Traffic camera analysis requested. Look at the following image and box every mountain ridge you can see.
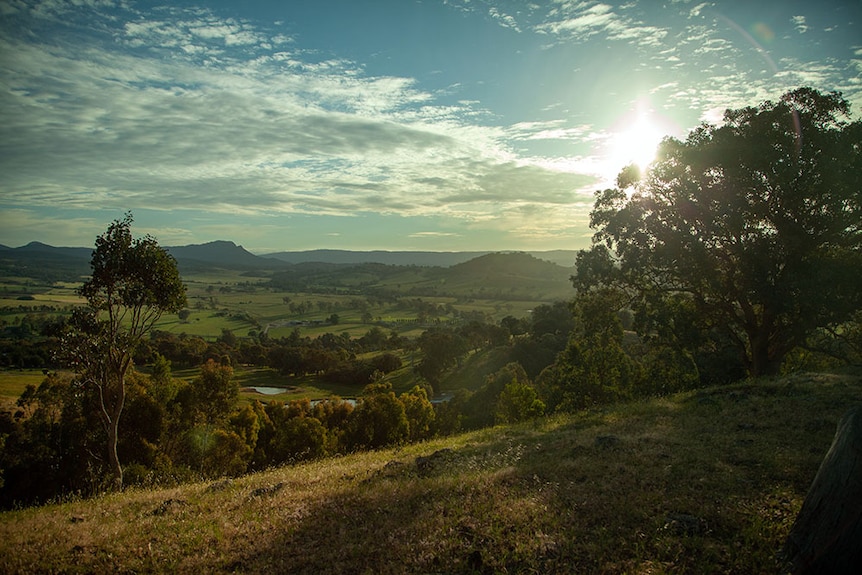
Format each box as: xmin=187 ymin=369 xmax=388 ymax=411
xmin=1 ymin=240 xmax=578 ymax=269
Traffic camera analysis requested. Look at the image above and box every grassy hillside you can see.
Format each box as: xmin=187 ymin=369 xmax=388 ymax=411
xmin=2 ymin=372 xmax=858 ymax=574
xmin=266 ymin=252 xmax=575 ymax=302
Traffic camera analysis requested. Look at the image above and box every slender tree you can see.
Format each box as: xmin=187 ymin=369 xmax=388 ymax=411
xmin=576 ymin=88 xmax=862 ymax=376
xmin=66 ymin=213 xmax=186 ymax=490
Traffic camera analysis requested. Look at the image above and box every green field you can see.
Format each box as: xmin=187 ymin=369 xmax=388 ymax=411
xmin=0 ymin=369 xmax=48 ymax=410
xmin=3 ymin=258 xmax=569 ymax=339
xmin=1 ymin=263 xmax=572 ymax=408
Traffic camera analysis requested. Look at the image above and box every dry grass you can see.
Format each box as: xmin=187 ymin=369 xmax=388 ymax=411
xmin=1 ymin=372 xmax=859 ymax=574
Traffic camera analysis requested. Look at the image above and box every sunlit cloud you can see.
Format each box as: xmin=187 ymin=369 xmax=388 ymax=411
xmin=409 ymin=231 xmax=461 ymax=238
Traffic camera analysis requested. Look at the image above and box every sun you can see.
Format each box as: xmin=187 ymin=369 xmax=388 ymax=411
xmin=606 ymin=115 xmax=665 ymax=175
xmin=593 ymin=102 xmax=678 ymax=186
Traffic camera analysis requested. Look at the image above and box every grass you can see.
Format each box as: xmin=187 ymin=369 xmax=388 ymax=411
xmin=0 ymin=369 xmax=58 ymax=411
xmin=0 ymin=369 xmax=45 ymax=398
xmin=2 ymin=371 xmax=858 ymax=574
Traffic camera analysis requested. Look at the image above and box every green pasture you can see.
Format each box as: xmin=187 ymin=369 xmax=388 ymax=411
xmin=2 ymin=266 xmax=558 ymax=341
xmin=152 ymin=313 xmax=257 ymax=339
xmin=0 ymin=267 xmax=561 ymax=413
xmin=0 ymin=369 xmax=53 ymax=409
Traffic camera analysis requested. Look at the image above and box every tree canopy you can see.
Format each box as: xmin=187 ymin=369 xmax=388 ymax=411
xmin=574 ymin=88 xmax=862 ymax=376
xmin=68 ymin=213 xmax=186 ymax=489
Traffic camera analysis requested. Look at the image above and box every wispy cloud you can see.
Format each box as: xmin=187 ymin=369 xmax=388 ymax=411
xmin=0 ymin=1 xmax=591 ymax=239
xmin=536 ymin=2 xmax=667 ymax=47
xmin=488 ymin=7 xmax=521 ymax=32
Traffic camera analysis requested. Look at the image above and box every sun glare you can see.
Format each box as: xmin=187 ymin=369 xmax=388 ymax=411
xmin=607 ymin=116 xmax=665 ymax=174
xmin=594 ymin=102 xmax=678 ymax=186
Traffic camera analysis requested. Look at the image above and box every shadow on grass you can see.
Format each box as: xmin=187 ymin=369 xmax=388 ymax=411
xmin=244 ymin=375 xmax=861 ymax=574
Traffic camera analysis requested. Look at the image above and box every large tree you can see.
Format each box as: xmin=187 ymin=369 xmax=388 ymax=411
xmin=575 ymin=88 xmax=862 ymax=376
xmin=67 ymin=214 xmax=186 ymax=489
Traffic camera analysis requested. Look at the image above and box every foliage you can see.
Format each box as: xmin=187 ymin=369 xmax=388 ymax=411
xmin=509 ymin=302 xmax=574 ymax=379
xmin=0 ymin=373 xmax=105 ymax=507
xmin=186 ymin=359 xmax=238 ymax=425
xmin=400 ymin=385 xmax=435 ymax=441
xmin=416 ymin=327 xmax=468 ymax=388
xmin=575 ymin=88 xmax=862 ymax=376
xmin=346 ymin=382 xmax=410 ymax=450
xmin=63 ymin=214 xmax=186 ymax=489
xmin=461 ymin=362 xmax=531 ymax=429
xmin=494 ymin=380 xmax=544 ymax=424
xmin=536 ymin=287 xmax=708 ymax=411
xmin=270 ymin=415 xmax=328 ymax=463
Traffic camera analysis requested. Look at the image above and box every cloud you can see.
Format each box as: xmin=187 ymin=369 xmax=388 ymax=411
xmin=0 ymin=209 xmax=102 ymax=247
xmin=506 ymin=120 xmax=593 ymax=142
xmin=688 ymin=3 xmax=709 ymax=19
xmin=791 ymin=15 xmax=808 ymax=34
xmin=536 ymin=2 xmax=667 ymax=47
xmin=488 ymin=7 xmax=521 ymax=32
xmin=0 ymin=1 xmax=597 ymax=235
xmin=408 ymin=231 xmax=461 ymax=238
xmin=2 ymin=0 xmax=859 ymax=251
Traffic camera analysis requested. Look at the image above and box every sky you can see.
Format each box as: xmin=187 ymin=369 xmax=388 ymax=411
xmin=1 ymin=0 xmax=860 ymax=253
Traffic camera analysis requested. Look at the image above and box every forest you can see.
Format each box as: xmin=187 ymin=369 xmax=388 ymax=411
xmin=1 ymin=88 xmax=861 ymax=512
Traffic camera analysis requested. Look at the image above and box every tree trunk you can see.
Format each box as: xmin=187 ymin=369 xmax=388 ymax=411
xmin=100 ymin=367 xmax=126 ymax=492
xmin=107 ymin=417 xmax=123 ymax=491
xmin=108 ymin=370 xmax=126 ymax=491
xmin=746 ymin=324 xmax=787 ymax=377
xmin=783 ymin=406 xmax=862 ymax=574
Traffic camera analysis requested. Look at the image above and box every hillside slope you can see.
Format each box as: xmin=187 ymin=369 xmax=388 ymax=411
xmin=2 ymin=373 xmax=858 ymax=573
xmin=266 ymin=251 xmax=575 ymax=301
xmin=263 ymin=249 xmax=578 ymax=267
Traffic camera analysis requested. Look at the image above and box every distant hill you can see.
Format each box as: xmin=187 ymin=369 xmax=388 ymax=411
xmin=165 ymin=241 xmax=283 ymax=270
xmin=0 ymin=240 xmax=577 ymax=289
xmin=267 ymin=252 xmax=575 ymax=300
xmin=0 ymin=242 xmax=93 ymax=282
xmin=13 ymin=241 xmax=92 ymax=259
xmin=439 ymin=252 xmax=574 ymax=299
xmin=263 ymin=249 xmax=488 ymax=267
xmin=264 ymin=249 xmax=577 ymax=267
xmin=0 ymin=240 xmax=283 ymax=278
xmin=448 ymin=251 xmax=571 ymax=278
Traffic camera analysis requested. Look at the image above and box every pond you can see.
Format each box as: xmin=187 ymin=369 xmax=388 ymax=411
xmin=243 ymin=386 xmax=289 ymax=395
xmin=242 ymin=388 xmax=453 ymax=403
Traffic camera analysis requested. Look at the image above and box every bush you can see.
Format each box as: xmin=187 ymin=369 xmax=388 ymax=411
xmin=495 ymin=381 xmax=544 ymax=424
